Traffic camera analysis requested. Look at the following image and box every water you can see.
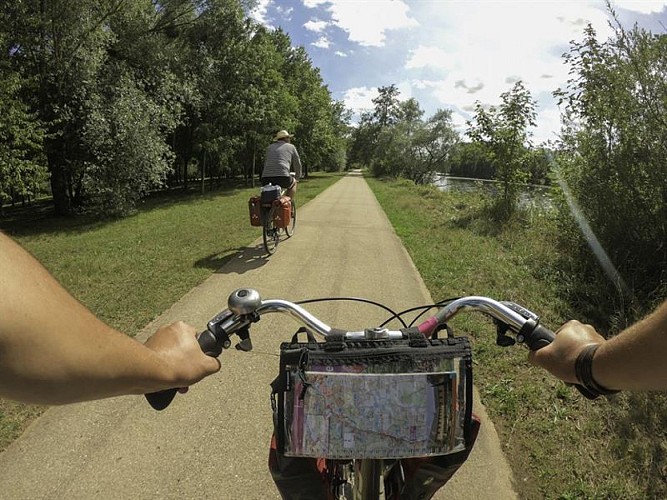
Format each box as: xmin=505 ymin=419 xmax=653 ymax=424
xmin=433 ymin=174 xmax=554 ymax=209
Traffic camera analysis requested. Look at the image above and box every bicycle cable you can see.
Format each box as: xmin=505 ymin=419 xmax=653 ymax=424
xmin=378 ymin=297 xmax=461 ymax=328
xmin=294 ymin=297 xmax=409 ymax=328
xmin=295 ymin=296 xmax=463 ymax=330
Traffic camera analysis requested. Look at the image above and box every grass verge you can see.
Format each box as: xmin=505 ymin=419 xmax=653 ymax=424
xmin=366 ymin=176 xmax=660 ymax=499
xmin=0 ymin=172 xmax=343 ymax=450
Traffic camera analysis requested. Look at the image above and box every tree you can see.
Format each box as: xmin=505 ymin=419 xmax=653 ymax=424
xmin=372 ymin=84 xmax=401 ymax=128
xmin=348 ymin=110 xmax=380 ymax=168
xmin=6 ymin=0 xmax=190 ymax=215
xmin=467 ymin=81 xmax=536 ymax=218
xmin=6 ymin=1 xmax=128 ymax=214
xmin=448 ymin=142 xmax=495 ymax=179
xmin=554 ymin=19 xmax=667 ymax=303
xmin=348 ymin=86 xmax=459 ymax=183
xmin=0 ymin=55 xmax=47 ymax=214
xmin=82 ymin=69 xmax=178 ymax=215
xmin=2 ymin=0 xmax=349 ymax=215
xmin=408 ymin=109 xmax=459 ymax=184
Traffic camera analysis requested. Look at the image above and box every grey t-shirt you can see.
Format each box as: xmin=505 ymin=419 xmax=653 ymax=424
xmin=262 ymin=141 xmax=302 ymax=179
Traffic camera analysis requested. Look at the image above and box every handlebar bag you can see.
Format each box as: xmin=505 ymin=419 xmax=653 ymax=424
xmin=270 ymin=331 xmax=473 ymax=461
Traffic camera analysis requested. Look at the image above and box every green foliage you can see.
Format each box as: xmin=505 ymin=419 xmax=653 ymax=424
xmin=367 ymin=176 xmax=663 ymax=500
xmin=0 ymin=56 xmax=48 ymax=212
xmin=349 ymin=86 xmax=459 ymax=183
xmin=83 ymin=71 xmax=177 ymax=216
xmin=372 ymin=84 xmax=402 ymax=128
xmin=466 ymin=81 xmax=537 ymax=219
xmin=2 ymin=0 xmax=349 ymax=217
xmin=406 ymin=109 xmax=459 ymax=184
xmin=554 ymin=18 xmax=667 ymax=314
xmin=447 ymin=141 xmax=495 ymax=179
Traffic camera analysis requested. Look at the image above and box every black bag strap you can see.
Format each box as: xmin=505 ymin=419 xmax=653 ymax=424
xmin=434 ymin=323 xmax=454 ymax=339
xmin=290 ymin=326 xmax=317 ymax=345
xmin=323 ymin=328 xmax=348 ymax=351
xmin=400 ymin=327 xmax=428 ymax=347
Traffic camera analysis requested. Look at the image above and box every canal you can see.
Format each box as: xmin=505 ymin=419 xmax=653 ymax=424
xmin=433 ymin=174 xmax=555 ymax=209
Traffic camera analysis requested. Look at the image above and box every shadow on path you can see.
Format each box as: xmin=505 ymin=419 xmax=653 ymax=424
xmin=195 ymin=244 xmax=269 ymax=274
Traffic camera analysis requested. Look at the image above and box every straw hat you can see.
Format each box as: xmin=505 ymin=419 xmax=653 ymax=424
xmin=274 ymin=130 xmax=293 ymax=141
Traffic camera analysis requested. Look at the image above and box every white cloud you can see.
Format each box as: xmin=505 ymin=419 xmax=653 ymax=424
xmin=324 ymin=0 xmax=418 ymax=47
xmin=406 ymin=46 xmax=452 ymax=70
xmin=450 ymin=110 xmax=470 ymax=133
xmin=342 ymin=87 xmax=377 ymax=114
xmin=533 ymin=104 xmax=564 ymax=144
xmin=612 ymin=0 xmax=667 ymax=13
xmin=305 ymin=20 xmax=328 ymax=32
xmin=276 ymin=5 xmax=294 ymax=18
xmin=304 ymin=0 xmax=328 ymax=8
xmin=396 ymin=1 xmax=617 ymax=141
xmin=312 ymin=36 xmax=331 ymax=49
xmin=249 ymin=0 xmax=272 ymax=27
xmin=293 ymin=0 xmax=665 ymax=141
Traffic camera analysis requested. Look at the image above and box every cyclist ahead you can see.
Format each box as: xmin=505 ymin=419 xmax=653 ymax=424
xmin=261 ymin=129 xmax=302 ymax=199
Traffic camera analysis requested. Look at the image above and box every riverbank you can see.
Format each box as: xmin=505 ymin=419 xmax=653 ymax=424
xmin=366 ymin=176 xmax=661 ymax=499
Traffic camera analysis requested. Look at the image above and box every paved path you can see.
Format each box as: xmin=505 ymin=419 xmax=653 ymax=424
xmin=0 ymin=173 xmax=517 ymax=499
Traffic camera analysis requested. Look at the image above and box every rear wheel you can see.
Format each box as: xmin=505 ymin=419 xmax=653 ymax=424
xmin=262 ymin=206 xmax=280 ymax=255
xmin=285 ymin=199 xmax=296 ymax=237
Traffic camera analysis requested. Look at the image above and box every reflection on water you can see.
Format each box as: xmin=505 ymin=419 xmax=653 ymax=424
xmin=433 ymin=174 xmax=554 ymax=209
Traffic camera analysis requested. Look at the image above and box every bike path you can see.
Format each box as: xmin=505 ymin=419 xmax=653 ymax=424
xmin=0 ymin=172 xmax=517 ymax=499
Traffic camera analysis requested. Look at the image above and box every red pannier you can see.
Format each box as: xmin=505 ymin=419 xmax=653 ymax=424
xmin=272 ymin=196 xmax=292 ymax=228
xmin=248 ymin=196 xmax=262 ymax=227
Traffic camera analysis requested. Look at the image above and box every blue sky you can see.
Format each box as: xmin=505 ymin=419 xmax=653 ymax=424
xmin=249 ymin=1 xmax=667 ymax=144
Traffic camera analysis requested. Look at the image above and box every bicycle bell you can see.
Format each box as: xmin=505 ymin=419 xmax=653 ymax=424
xmin=228 ymin=288 xmax=262 ymax=315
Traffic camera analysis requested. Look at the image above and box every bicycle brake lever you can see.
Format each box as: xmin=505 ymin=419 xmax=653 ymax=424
xmin=494 ymin=321 xmax=516 ymax=347
xmin=235 ymin=326 xmax=253 ymax=351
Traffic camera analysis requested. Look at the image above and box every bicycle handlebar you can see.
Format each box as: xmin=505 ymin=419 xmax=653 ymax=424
xmin=145 ymin=288 xmax=594 ymax=410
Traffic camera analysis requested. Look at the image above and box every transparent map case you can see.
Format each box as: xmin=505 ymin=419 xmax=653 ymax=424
xmin=283 ymin=356 xmax=468 ymax=459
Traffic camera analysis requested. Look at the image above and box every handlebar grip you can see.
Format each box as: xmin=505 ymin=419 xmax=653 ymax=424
xmin=145 ymin=330 xmax=222 ymax=411
xmin=145 ymin=387 xmax=178 ymax=411
xmin=521 ymin=323 xmax=555 ymax=351
xmin=520 ymin=320 xmax=601 ymax=400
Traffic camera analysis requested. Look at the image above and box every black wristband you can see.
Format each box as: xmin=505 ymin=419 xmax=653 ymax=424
xmin=574 ymin=344 xmax=620 ymax=398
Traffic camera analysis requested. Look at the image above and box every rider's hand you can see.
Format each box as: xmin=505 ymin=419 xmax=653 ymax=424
xmin=527 ymin=320 xmax=605 ymax=384
xmin=143 ymin=321 xmax=221 ymax=391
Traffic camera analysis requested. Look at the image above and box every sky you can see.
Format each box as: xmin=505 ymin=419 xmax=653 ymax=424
xmin=248 ymin=0 xmax=667 ymax=144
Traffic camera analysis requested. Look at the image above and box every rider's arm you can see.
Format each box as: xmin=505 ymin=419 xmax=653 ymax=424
xmin=0 ymin=232 xmax=220 ymax=405
xmin=291 ymin=145 xmax=302 ymax=179
xmin=529 ymin=300 xmax=667 ymax=391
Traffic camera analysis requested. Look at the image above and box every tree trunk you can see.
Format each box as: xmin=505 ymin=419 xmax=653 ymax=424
xmin=252 ymin=138 xmax=256 ymax=188
xmin=200 ymin=153 xmax=206 ymax=195
xmin=48 ymin=157 xmax=71 ymax=215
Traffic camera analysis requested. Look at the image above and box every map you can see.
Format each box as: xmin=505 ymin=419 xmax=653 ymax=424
xmin=283 ymin=369 xmax=466 ymax=459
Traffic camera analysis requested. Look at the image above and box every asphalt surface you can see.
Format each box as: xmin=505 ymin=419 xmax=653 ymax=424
xmin=0 ymin=172 xmax=517 ymax=499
